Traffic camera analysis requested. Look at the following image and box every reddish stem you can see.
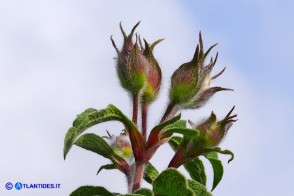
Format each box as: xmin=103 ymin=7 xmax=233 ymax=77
xmin=160 ymin=103 xmax=178 ymax=123
xmin=132 ymin=162 xmax=145 ymax=192
xmin=142 ymin=102 xmax=148 ymax=142
xmin=127 ymin=173 xmax=133 ymax=194
xmin=132 ymin=94 xmax=139 ymax=125
xmin=168 ymin=147 xmax=185 ymax=168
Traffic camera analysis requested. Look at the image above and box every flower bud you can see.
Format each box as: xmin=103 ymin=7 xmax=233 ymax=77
xmin=142 ymin=39 xmax=163 ymax=103
xmin=168 ymin=107 xmax=237 ymax=168
xmin=193 ymin=106 xmax=237 ymax=147
xmin=169 ymin=32 xmax=232 ymax=109
xmin=111 ymin=22 xmax=147 ymax=95
xmin=169 ymin=44 xmax=200 ymax=105
xmin=104 ymin=130 xmax=133 ymax=162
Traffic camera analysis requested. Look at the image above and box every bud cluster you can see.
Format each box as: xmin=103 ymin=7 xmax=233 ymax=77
xmin=111 ymin=22 xmax=162 ymax=102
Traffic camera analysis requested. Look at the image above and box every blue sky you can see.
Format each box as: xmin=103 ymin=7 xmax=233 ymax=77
xmin=0 ymin=0 xmax=293 ymax=195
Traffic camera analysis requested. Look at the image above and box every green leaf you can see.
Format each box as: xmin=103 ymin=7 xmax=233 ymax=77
xmin=188 ymin=180 xmax=212 ymax=196
xmin=64 ymin=104 xmax=144 ymax=162
xmin=203 ymin=152 xmax=223 ymax=191
xmin=204 ymin=151 xmax=218 ymax=159
xmin=145 ymin=116 xmax=186 ymax=161
xmin=75 ymin=133 xmax=129 ymax=174
xmin=147 ymin=114 xmax=182 ymax=149
xmin=184 ymin=158 xmax=207 ymax=186
xmin=202 ymin=147 xmax=234 ymax=163
xmin=70 ymin=186 xmax=114 ymax=196
xmin=144 ymin=162 xmax=159 ymax=184
xmin=153 ymin=114 xmax=182 ymax=130
xmin=153 ymin=168 xmax=194 ymax=196
xmin=168 ymin=136 xmax=182 ymax=150
xmin=159 ymin=127 xmax=199 ymax=139
xmin=159 ymin=120 xmax=187 ymax=134
xmin=134 ymin=188 xmax=154 ymax=196
xmin=169 ymin=136 xmax=206 ymax=185
xmin=97 ymin=164 xmax=116 ymax=175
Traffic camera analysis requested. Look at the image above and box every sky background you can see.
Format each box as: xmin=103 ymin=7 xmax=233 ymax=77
xmin=0 ymin=0 xmax=293 ymax=195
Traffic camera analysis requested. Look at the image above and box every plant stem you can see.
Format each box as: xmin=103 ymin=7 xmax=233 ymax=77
xmin=127 ymin=174 xmax=133 ymax=193
xmin=160 ymin=102 xmax=178 ymax=123
xmin=132 ymin=93 xmax=139 ymax=125
xmin=142 ymin=102 xmax=148 ymax=142
xmin=168 ymin=146 xmax=185 ymax=168
xmin=132 ymin=162 xmax=145 ymax=192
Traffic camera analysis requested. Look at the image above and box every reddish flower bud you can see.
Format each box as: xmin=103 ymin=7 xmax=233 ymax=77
xmin=111 ymin=22 xmax=147 ymax=95
xmin=169 ymin=32 xmax=232 ymax=109
xmin=169 ymin=107 xmax=237 ymax=168
xmin=192 ymin=106 xmax=237 ymax=147
xmin=169 ymin=44 xmax=200 ymax=105
xmin=142 ymin=39 xmax=163 ymax=103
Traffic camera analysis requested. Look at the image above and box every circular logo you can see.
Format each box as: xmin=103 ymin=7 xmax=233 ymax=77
xmin=5 ymin=182 xmax=13 ymax=190
xmin=15 ymin=182 xmax=22 ymax=190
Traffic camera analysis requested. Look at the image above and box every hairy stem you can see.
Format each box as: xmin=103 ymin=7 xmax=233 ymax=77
xmin=168 ymin=146 xmax=185 ymax=168
xmin=160 ymin=102 xmax=178 ymax=123
xmin=127 ymin=174 xmax=133 ymax=194
xmin=132 ymin=162 xmax=145 ymax=192
xmin=132 ymin=94 xmax=139 ymax=125
xmin=142 ymin=102 xmax=148 ymax=142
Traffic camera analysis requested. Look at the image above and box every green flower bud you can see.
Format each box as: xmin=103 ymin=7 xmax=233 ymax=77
xmin=169 ymin=44 xmax=200 ymax=105
xmin=111 ymin=22 xmax=147 ymax=95
xmin=169 ymin=32 xmax=232 ymax=109
xmin=142 ymin=39 xmax=163 ymax=103
xmin=191 ymin=106 xmax=237 ymax=148
xmin=169 ymin=107 xmax=237 ymax=168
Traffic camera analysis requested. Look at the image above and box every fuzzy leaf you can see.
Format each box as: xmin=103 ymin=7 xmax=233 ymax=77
xmin=144 ymin=162 xmax=159 ymax=184
xmin=185 ymin=159 xmax=207 ymax=186
xmin=160 ymin=120 xmax=186 ymax=133
xmin=145 ymin=115 xmax=185 ymax=161
xmin=202 ymin=147 xmax=234 ymax=163
xmin=70 ymin=186 xmax=114 ymax=196
xmin=147 ymin=114 xmax=182 ymax=148
xmin=64 ymin=104 xmax=144 ymax=162
xmin=97 ymin=164 xmax=116 ymax=175
xmin=159 ymin=127 xmax=199 ymax=140
xmin=204 ymin=152 xmax=223 ymax=191
xmin=169 ymin=136 xmax=206 ymax=185
xmin=153 ymin=168 xmax=194 ymax=196
xmin=134 ymin=188 xmax=154 ymax=196
xmin=75 ymin=133 xmax=129 ymax=174
xmin=168 ymin=136 xmax=182 ymax=150
xmin=188 ymin=180 xmax=212 ymax=196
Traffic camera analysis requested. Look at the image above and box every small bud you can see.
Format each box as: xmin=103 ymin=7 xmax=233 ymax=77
xmin=196 ymin=106 xmax=237 ymax=147
xmin=142 ymin=39 xmax=163 ymax=103
xmin=169 ymin=32 xmax=232 ymax=109
xmin=104 ymin=130 xmax=133 ymax=163
xmin=111 ymin=22 xmax=147 ymax=94
xmin=168 ymin=107 xmax=237 ymax=168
